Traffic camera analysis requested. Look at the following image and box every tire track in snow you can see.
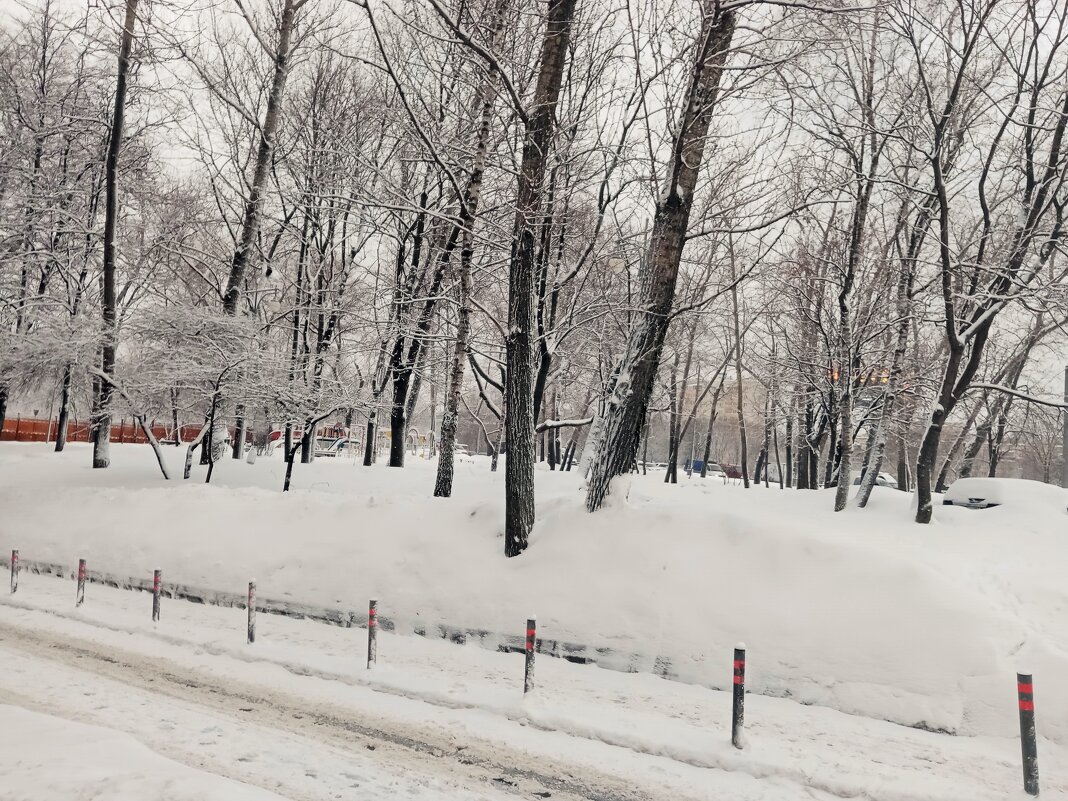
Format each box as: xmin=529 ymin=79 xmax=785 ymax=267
xmin=0 ymin=618 xmax=659 ymax=801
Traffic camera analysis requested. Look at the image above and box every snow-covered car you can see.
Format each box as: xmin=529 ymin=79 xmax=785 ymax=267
xmin=704 ymin=462 xmax=727 ymax=479
xmin=942 ymin=477 xmax=1068 ymax=511
xmin=314 ymin=437 xmax=362 ymax=457
xmin=851 ymin=471 xmax=899 ymax=489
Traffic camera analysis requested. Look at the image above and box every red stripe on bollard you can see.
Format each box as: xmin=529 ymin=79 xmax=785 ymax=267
xmin=732 ymin=644 xmax=746 ymax=749
xmin=1017 ymin=671 xmax=1039 ymax=796
xmin=523 ymin=617 xmax=536 ymax=694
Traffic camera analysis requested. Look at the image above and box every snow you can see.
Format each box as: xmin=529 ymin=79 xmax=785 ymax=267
xmin=0 ymin=706 xmax=288 ymax=801
xmin=1 ymin=441 xmax=1067 ymax=753
xmin=2 ymin=571 xmax=1065 ymax=800
xmin=943 ymin=476 xmax=1068 ymax=509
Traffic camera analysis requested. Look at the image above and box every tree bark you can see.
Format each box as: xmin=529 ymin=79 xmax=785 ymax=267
xmin=433 ymin=0 xmax=508 ymax=497
xmin=731 ymin=253 xmax=749 ymax=489
xmin=585 ymin=6 xmax=736 ymax=511
xmin=221 ymin=0 xmax=299 ymax=314
xmin=784 ymin=411 xmax=793 ymax=487
xmin=504 ymin=0 xmax=578 ymax=556
xmin=93 ymin=0 xmax=139 ymax=470
xmin=54 ymin=364 xmax=73 ymax=452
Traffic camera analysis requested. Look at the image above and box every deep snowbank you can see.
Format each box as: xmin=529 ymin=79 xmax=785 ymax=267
xmin=1 ymin=442 xmax=1065 ymax=740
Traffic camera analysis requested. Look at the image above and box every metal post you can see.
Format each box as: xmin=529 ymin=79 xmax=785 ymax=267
xmin=9 ymin=549 xmax=18 ymax=594
xmin=1061 ymin=365 xmax=1067 ymax=489
xmin=247 ymin=580 xmax=256 ymax=644
xmin=366 ymin=599 xmax=377 ymax=669
xmin=1018 ymin=672 xmax=1039 ymax=796
xmin=732 ymin=644 xmax=746 ymax=749
xmin=76 ymin=558 xmax=86 ymax=607
xmin=151 ymin=569 xmax=161 ymax=622
xmin=524 ymin=617 xmax=537 ymax=694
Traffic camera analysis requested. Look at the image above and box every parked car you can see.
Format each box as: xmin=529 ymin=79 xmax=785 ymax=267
xmin=704 ymin=462 xmax=727 ymax=479
xmin=851 ymin=471 xmax=899 ymax=489
xmin=943 ymin=477 xmax=1068 ymax=510
xmin=314 ymin=437 xmax=362 ymax=457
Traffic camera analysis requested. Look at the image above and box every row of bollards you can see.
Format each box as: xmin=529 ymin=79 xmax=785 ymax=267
xmin=5 ymin=548 xmax=1044 ymax=793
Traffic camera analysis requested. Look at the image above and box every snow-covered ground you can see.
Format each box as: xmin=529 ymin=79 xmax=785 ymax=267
xmin=1 ymin=442 xmax=1066 ymax=799
xmin=1 ymin=568 xmax=1064 ymax=800
xmin=0 ymin=706 xmax=291 ymax=801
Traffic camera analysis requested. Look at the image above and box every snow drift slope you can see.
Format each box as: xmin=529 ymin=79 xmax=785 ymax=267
xmin=0 ymin=442 xmax=1065 ymax=740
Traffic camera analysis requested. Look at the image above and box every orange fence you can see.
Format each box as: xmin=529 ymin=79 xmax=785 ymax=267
xmin=0 ymin=417 xmax=209 ymax=445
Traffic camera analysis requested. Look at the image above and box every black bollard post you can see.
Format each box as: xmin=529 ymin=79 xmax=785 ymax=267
xmin=76 ymin=558 xmax=86 ymax=607
xmin=524 ymin=617 xmax=536 ymax=694
xmin=732 ymin=644 xmax=746 ymax=749
xmin=151 ymin=569 xmax=161 ymax=622
xmin=9 ymin=549 xmax=18 ymax=594
xmin=1018 ymin=672 xmax=1039 ymax=796
xmin=366 ymin=599 xmax=377 ymax=669
xmin=247 ymin=580 xmax=256 ymax=644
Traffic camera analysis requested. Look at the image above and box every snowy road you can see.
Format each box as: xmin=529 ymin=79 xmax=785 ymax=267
xmin=0 ymin=619 xmax=651 ymax=801
xmin=0 ymin=571 xmax=1063 ymax=800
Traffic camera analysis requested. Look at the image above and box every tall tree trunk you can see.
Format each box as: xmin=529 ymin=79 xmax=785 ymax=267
xmin=585 ymin=6 xmax=736 ymax=512
xmin=935 ymin=406 xmax=980 ymax=491
xmin=730 ymin=254 xmax=749 ymax=488
xmin=774 ymin=416 xmax=783 ymax=489
xmin=54 ymin=364 xmax=73 ymax=452
xmin=170 ymin=387 xmax=181 ymax=446
xmin=434 ymin=276 xmax=470 ymax=497
xmin=699 ymin=378 xmax=724 ymax=478
xmin=389 ymin=383 xmax=408 ymax=468
xmin=503 ymin=0 xmax=578 ymax=556
xmin=232 ymin=410 xmax=246 ymax=459
xmin=784 ymin=411 xmax=793 ymax=487
xmin=93 ymin=0 xmax=139 ymax=470
xmin=665 ymin=352 xmax=680 ymax=484
xmin=832 ymin=27 xmax=883 ymax=511
xmin=960 ymin=411 xmax=995 ymax=479
xmin=856 ymin=176 xmax=937 ymax=507
xmin=301 ymin=422 xmax=314 ymax=463
xmin=797 ymin=401 xmax=813 ymax=489
xmin=433 ymin=0 xmax=508 ymax=496
xmin=762 ymin=398 xmax=772 ymax=488
xmin=363 ymin=412 xmax=376 ymax=466
xmin=896 ymin=437 xmax=910 ymax=491
xmin=221 ymin=0 xmax=298 ymax=314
